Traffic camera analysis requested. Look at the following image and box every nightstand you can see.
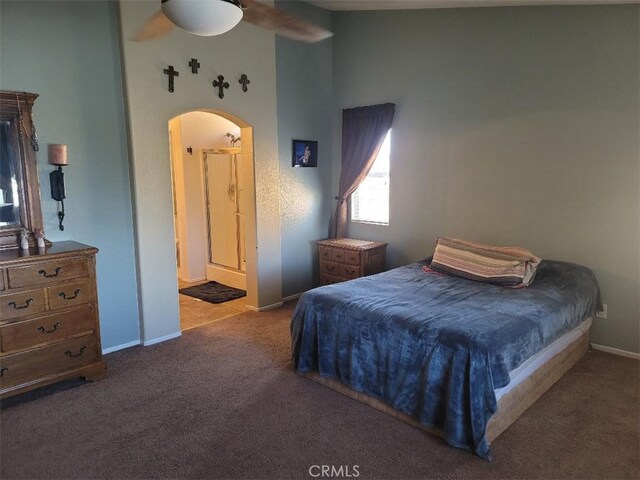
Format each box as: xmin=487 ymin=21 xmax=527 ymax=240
xmin=317 ymin=238 xmax=387 ymax=285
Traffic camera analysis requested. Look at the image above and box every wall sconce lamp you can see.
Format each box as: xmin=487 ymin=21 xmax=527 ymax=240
xmin=48 ymin=144 xmax=68 ymax=231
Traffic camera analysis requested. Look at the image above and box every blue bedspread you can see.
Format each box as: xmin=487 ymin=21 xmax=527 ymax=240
xmin=290 ymin=260 xmax=600 ymax=459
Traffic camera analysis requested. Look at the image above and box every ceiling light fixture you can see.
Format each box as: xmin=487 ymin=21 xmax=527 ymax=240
xmin=161 ymin=0 xmax=243 ymax=37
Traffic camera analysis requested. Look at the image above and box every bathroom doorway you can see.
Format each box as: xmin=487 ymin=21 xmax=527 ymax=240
xmin=168 ymin=111 xmax=254 ymax=331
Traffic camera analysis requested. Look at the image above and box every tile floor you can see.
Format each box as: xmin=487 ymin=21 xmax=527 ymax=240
xmin=178 ymin=280 xmax=247 ymax=331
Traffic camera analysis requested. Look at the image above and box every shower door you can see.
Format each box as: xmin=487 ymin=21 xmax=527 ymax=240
xmin=204 ymin=150 xmax=246 ymax=272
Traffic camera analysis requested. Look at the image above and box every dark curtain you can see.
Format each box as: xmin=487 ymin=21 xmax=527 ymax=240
xmin=329 ymin=103 xmax=395 ymax=238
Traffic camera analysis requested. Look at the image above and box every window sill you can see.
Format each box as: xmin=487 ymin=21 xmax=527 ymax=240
xmin=351 ymin=220 xmax=389 ymax=226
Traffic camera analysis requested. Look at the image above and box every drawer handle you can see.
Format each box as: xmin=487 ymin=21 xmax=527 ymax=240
xmin=8 ymin=298 xmax=33 ymax=310
xmin=38 ymin=267 xmax=62 ymax=278
xmin=345 ymin=269 xmax=356 ymax=275
xmin=0 ymin=367 xmax=8 ymax=377
xmin=59 ymin=289 xmax=81 ymax=300
xmin=65 ymin=346 xmax=87 ymax=358
xmin=37 ymin=322 xmax=62 ymax=334
xmin=326 ymin=265 xmax=336 ymax=271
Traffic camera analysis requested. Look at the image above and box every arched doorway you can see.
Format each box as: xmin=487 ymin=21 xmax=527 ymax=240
xmin=168 ymin=109 xmax=258 ymax=331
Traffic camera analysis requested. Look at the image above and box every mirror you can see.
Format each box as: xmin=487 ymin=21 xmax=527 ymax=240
xmin=0 ymin=91 xmax=46 ymax=249
xmin=1 ymin=121 xmax=22 ymax=226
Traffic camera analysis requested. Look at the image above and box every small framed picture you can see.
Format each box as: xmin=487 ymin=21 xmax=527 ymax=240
xmin=292 ymin=140 xmax=318 ymax=168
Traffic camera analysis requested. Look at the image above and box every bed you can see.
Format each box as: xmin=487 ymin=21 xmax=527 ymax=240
xmin=290 ymin=259 xmax=600 ymax=459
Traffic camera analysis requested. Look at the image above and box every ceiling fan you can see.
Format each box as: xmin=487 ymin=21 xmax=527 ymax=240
xmin=131 ymin=0 xmax=333 ymax=43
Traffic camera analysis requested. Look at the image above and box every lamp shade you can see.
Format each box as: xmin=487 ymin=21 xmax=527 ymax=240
xmin=48 ymin=144 xmax=68 ymax=166
xmin=161 ymin=0 xmax=243 ymax=37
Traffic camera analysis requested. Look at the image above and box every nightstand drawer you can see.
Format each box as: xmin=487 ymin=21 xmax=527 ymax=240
xmin=0 ymin=334 xmax=100 ymax=389
xmin=320 ymin=274 xmax=344 ymax=286
xmin=7 ymin=258 xmax=89 ymax=289
xmin=1 ymin=306 xmax=95 ymax=353
xmin=333 ymin=249 xmax=346 ymax=263
xmin=344 ymin=250 xmax=361 ymax=266
xmin=320 ymin=261 xmax=341 ymax=277
xmin=1 ymin=289 xmax=46 ymax=321
xmin=48 ymin=281 xmax=93 ymax=311
xmin=340 ymin=264 xmax=360 ymax=279
xmin=319 ymin=246 xmax=333 ymax=262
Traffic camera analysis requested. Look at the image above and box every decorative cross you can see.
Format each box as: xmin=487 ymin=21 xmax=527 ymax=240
xmin=163 ymin=65 xmax=179 ymax=93
xmin=213 ymin=75 xmax=230 ymax=99
xmin=239 ymin=74 xmax=251 ymax=92
xmin=189 ymin=58 xmax=200 ymax=74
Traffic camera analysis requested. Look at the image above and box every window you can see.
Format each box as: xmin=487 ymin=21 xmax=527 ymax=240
xmin=351 ymin=130 xmax=391 ymax=225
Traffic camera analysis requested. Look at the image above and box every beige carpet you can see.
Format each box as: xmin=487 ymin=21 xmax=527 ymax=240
xmin=1 ymin=302 xmax=638 ymax=479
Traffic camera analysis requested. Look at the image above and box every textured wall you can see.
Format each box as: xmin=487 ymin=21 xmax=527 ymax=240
xmin=0 ymin=1 xmax=140 ymax=351
xmin=119 ymin=0 xmax=283 ymax=343
xmin=332 ymin=6 xmax=640 ymax=352
xmin=275 ymin=1 xmax=334 ymax=297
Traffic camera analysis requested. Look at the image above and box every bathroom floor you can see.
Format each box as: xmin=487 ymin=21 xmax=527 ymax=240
xmin=178 ymin=280 xmax=247 ymax=331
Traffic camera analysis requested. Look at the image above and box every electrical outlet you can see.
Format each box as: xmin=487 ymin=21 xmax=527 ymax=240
xmin=596 ymin=304 xmax=607 ymax=319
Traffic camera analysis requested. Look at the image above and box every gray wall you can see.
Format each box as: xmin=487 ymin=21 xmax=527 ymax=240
xmin=331 ymin=6 xmax=639 ymax=353
xmin=276 ymin=1 xmax=334 ymax=298
xmin=0 ymin=1 xmax=140 ymax=350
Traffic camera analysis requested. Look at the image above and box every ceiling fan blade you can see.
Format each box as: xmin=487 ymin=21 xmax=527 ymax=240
xmin=130 ymin=10 xmax=176 ymax=42
xmin=240 ymin=0 xmax=333 ymax=43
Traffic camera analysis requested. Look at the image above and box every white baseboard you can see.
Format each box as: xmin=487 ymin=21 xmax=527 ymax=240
xmin=102 ymin=339 xmax=140 ymax=355
xmin=591 ymin=343 xmax=640 ymax=360
xmin=282 ymin=293 xmax=303 ymax=302
xmin=142 ymin=331 xmax=182 ymax=346
xmin=245 ymin=301 xmax=284 ymax=312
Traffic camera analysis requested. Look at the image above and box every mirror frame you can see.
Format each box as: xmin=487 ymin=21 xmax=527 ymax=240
xmin=0 ymin=90 xmax=46 ymax=250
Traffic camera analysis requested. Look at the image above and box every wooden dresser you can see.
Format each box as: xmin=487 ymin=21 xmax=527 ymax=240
xmin=318 ymin=238 xmax=387 ymax=285
xmin=0 ymin=241 xmax=106 ymax=398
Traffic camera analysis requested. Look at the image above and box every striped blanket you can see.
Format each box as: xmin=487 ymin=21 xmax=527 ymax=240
xmin=427 ymin=237 xmax=541 ymax=287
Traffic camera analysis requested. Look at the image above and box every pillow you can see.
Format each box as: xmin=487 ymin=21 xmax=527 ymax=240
xmin=428 ymin=237 xmax=541 ymax=287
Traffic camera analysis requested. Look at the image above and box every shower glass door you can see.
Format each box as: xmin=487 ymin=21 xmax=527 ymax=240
xmin=204 ymin=150 xmax=245 ymax=272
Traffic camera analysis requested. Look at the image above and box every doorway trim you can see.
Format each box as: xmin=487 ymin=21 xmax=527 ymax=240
xmin=169 ymin=109 xmax=259 ymax=309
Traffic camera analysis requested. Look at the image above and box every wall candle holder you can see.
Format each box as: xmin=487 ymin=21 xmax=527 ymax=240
xmin=48 ymin=144 xmax=68 ymax=231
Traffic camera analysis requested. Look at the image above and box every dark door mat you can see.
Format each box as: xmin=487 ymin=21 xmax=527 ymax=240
xmin=179 ymin=281 xmax=246 ymax=304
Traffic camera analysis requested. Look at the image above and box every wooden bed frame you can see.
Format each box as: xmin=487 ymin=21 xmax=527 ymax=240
xmin=304 ymin=325 xmax=590 ymax=447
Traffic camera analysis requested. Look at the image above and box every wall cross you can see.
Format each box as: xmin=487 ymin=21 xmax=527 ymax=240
xmin=189 ymin=58 xmax=200 ymax=74
xmin=163 ymin=65 xmax=179 ymax=93
xmin=213 ymin=75 xmax=230 ymax=99
xmin=239 ymin=74 xmax=251 ymax=92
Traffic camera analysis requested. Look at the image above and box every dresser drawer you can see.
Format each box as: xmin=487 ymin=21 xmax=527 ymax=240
xmin=1 ymin=306 xmax=95 ymax=353
xmin=47 ymin=281 xmax=93 ymax=311
xmin=7 ymin=258 xmax=88 ymax=289
xmin=0 ymin=289 xmax=46 ymax=321
xmin=0 ymin=271 xmax=4 ymax=291
xmin=0 ymin=334 xmax=100 ymax=389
